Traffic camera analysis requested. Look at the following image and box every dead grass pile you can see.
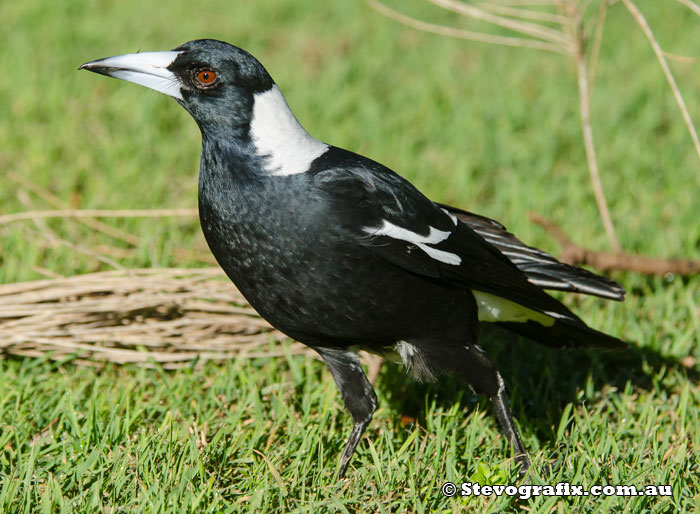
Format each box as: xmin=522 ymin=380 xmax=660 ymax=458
xmin=0 ymin=268 xmax=311 ymax=368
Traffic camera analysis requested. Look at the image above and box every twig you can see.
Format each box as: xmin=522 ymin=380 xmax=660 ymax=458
xmin=476 ymin=2 xmax=568 ymax=24
xmin=573 ymin=16 xmax=621 ymax=252
xmin=14 ymin=191 xmax=124 ymax=275
xmin=23 ymin=225 xmax=126 ymax=271
xmin=29 ymin=266 xmax=65 ymax=279
xmin=7 ymin=171 xmax=141 ymax=246
xmin=675 ymin=0 xmax=700 ymax=17
xmin=622 ymin=0 xmax=700 ymax=162
xmin=426 ymin=0 xmax=573 ymax=48
xmin=587 ymin=0 xmax=609 ymax=94
xmin=557 ymin=2 xmax=620 ymax=251
xmin=91 ymin=244 xmax=216 ymax=265
xmin=0 ymin=208 xmax=199 ymax=225
xmin=365 ymin=0 xmax=568 ymax=54
xmin=16 ymin=188 xmax=61 ymax=248
xmin=491 ymin=0 xmax=559 ymax=5
xmin=530 ymin=212 xmax=700 ymax=275
xmin=371 ymin=0 xmax=621 ymax=251
xmin=661 ymin=50 xmax=697 ymax=64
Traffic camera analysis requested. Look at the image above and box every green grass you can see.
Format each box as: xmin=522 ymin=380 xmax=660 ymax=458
xmin=1 ymin=0 xmax=699 ymax=511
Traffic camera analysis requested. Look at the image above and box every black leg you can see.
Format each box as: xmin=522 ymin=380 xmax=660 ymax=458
xmin=423 ymin=343 xmax=531 ymax=479
xmin=314 ymin=346 xmax=378 ymax=479
xmin=489 ymin=370 xmax=530 ymax=479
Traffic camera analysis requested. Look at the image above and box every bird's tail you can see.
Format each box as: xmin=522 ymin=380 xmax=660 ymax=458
xmin=496 ymin=319 xmax=627 ymax=350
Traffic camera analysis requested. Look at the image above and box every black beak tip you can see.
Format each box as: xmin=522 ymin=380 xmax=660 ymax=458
xmin=78 ymin=61 xmax=96 ymax=72
xmin=78 ymin=61 xmax=113 ymax=77
xmin=79 ymin=58 xmax=107 ymax=72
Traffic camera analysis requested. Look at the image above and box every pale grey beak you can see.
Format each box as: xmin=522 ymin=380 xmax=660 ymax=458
xmin=80 ymin=51 xmax=183 ymax=100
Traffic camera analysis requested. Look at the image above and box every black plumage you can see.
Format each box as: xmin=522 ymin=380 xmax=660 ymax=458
xmin=444 ymin=204 xmax=625 ymax=300
xmin=80 ymin=39 xmax=628 ymax=479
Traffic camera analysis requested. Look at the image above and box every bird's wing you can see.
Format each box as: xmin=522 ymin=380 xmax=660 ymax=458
xmin=313 ymin=154 xmax=583 ymax=325
xmin=438 ymin=204 xmax=626 ymax=301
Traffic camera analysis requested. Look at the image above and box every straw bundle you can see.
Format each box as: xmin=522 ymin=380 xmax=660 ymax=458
xmin=0 ymin=268 xmax=310 ymax=368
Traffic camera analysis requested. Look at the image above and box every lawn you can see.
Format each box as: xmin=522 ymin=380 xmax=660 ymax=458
xmin=1 ymin=0 xmax=699 ymax=511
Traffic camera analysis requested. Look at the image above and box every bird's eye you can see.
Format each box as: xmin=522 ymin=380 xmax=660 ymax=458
xmin=195 ymin=69 xmax=217 ymax=86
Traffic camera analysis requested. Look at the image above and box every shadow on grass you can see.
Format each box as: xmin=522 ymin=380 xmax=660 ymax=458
xmin=377 ymin=323 xmax=697 ymax=445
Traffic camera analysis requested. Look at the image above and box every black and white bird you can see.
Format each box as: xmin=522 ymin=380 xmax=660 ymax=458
xmin=80 ymin=39 xmax=627 ymax=479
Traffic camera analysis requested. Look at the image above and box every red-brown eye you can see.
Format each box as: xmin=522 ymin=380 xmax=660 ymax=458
xmin=196 ymin=69 xmax=217 ymax=85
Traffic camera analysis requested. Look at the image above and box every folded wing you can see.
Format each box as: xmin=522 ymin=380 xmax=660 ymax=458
xmin=313 ymin=149 xmax=626 ymax=350
xmin=440 ymin=205 xmax=625 ymax=301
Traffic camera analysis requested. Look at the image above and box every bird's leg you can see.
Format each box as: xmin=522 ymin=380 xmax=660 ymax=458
xmin=425 ymin=343 xmax=531 ymax=479
xmin=489 ymin=370 xmax=530 ymax=479
xmin=314 ymin=346 xmax=378 ymax=479
xmin=465 ymin=347 xmax=530 ymax=479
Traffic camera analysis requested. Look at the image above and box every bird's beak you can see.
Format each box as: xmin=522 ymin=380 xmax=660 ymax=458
xmin=79 ymin=51 xmax=183 ymax=100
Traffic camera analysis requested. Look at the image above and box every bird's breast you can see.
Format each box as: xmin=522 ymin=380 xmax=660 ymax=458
xmin=196 ymin=176 xmax=336 ymax=331
xmin=196 ymin=172 xmax=478 ymax=347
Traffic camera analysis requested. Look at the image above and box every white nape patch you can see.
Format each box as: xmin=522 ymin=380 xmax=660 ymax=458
xmin=250 ymin=85 xmax=328 ymax=176
xmin=83 ymin=51 xmax=183 ymax=100
xmin=473 ymin=291 xmax=555 ymax=326
xmin=441 ymin=208 xmax=458 ymax=226
xmin=363 ymin=220 xmax=462 ymax=265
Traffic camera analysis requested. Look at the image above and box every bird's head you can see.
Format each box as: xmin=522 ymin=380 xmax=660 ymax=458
xmin=80 ymin=39 xmax=274 ymax=135
xmin=81 ymin=39 xmax=328 ymax=176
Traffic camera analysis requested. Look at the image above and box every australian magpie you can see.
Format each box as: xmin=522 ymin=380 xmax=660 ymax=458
xmin=80 ymin=39 xmax=627 ymax=479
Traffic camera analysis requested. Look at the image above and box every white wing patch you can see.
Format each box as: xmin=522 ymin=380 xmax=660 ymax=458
xmin=250 ymin=85 xmax=328 ymax=176
xmin=420 ymin=246 xmax=462 ymax=266
xmin=441 ymin=208 xmax=458 ymax=226
xmin=363 ymin=219 xmax=462 ymax=265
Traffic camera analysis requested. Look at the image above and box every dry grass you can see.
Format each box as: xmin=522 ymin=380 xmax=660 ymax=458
xmin=0 ymin=267 xmax=313 ymax=369
xmin=367 ymin=0 xmax=700 ymax=256
xmin=0 ymin=174 xmax=312 ymax=370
